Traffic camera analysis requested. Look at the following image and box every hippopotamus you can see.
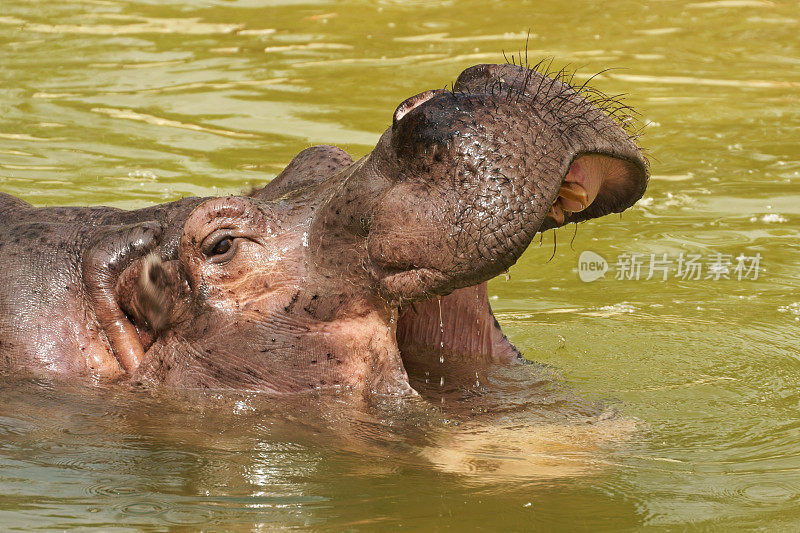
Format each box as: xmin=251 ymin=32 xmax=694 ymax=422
xmin=0 ymin=63 xmax=648 ymax=394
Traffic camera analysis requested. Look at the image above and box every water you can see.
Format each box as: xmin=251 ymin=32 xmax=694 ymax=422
xmin=1 ymin=0 xmax=799 ymax=529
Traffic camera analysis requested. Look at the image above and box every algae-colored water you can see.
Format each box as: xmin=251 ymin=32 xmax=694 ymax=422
xmin=1 ymin=0 xmax=799 ymax=530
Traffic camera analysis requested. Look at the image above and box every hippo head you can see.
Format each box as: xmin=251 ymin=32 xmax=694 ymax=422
xmin=115 ymin=63 xmax=648 ymax=394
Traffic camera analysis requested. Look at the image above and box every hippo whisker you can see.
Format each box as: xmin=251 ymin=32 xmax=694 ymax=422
xmin=570 ymin=223 xmax=579 ymax=250
xmin=547 ymin=230 xmax=558 ymax=263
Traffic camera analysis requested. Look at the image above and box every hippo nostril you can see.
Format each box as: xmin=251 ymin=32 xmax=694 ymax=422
xmin=392 ymin=89 xmax=446 ymax=126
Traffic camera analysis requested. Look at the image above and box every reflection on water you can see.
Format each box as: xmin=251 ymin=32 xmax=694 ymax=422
xmin=1 ymin=0 xmax=799 ymax=529
xmin=0 ymin=368 xmax=630 ymax=529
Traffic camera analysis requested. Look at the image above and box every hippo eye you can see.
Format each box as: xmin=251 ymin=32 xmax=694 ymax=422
xmin=212 ymin=237 xmax=232 ymax=256
xmin=202 ymin=232 xmax=239 ymax=263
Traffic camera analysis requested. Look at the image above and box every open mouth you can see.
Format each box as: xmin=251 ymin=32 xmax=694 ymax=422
xmin=543 ymin=152 xmax=646 ymax=230
xmin=546 ymin=154 xmax=604 ymax=226
xmin=397 ymin=281 xmax=520 ymax=390
xmin=539 ymin=151 xmax=649 ymax=238
xmin=397 ymin=151 xmax=647 ymax=392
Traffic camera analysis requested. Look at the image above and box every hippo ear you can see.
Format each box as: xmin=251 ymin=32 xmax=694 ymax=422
xmin=134 ymin=254 xmax=172 ymax=332
xmin=116 ymin=253 xmax=184 ymax=337
xmin=83 ymin=222 xmax=162 ymax=373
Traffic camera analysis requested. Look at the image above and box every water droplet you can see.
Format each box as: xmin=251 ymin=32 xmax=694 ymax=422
xmin=438 ymin=295 xmax=445 ymax=349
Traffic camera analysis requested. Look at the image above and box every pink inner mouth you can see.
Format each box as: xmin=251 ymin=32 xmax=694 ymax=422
xmin=546 ymin=154 xmax=607 ymax=225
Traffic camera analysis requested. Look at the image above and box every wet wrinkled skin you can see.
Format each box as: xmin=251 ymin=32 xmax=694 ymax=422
xmin=0 ymin=63 xmax=648 ymax=395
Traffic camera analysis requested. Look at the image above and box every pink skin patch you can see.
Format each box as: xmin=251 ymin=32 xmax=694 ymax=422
xmin=546 ymin=154 xmax=615 ymax=225
xmin=560 ymin=156 xmax=603 ymax=212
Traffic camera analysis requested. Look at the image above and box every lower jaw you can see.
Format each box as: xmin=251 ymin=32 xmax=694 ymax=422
xmin=396 ymin=282 xmax=520 ymax=389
